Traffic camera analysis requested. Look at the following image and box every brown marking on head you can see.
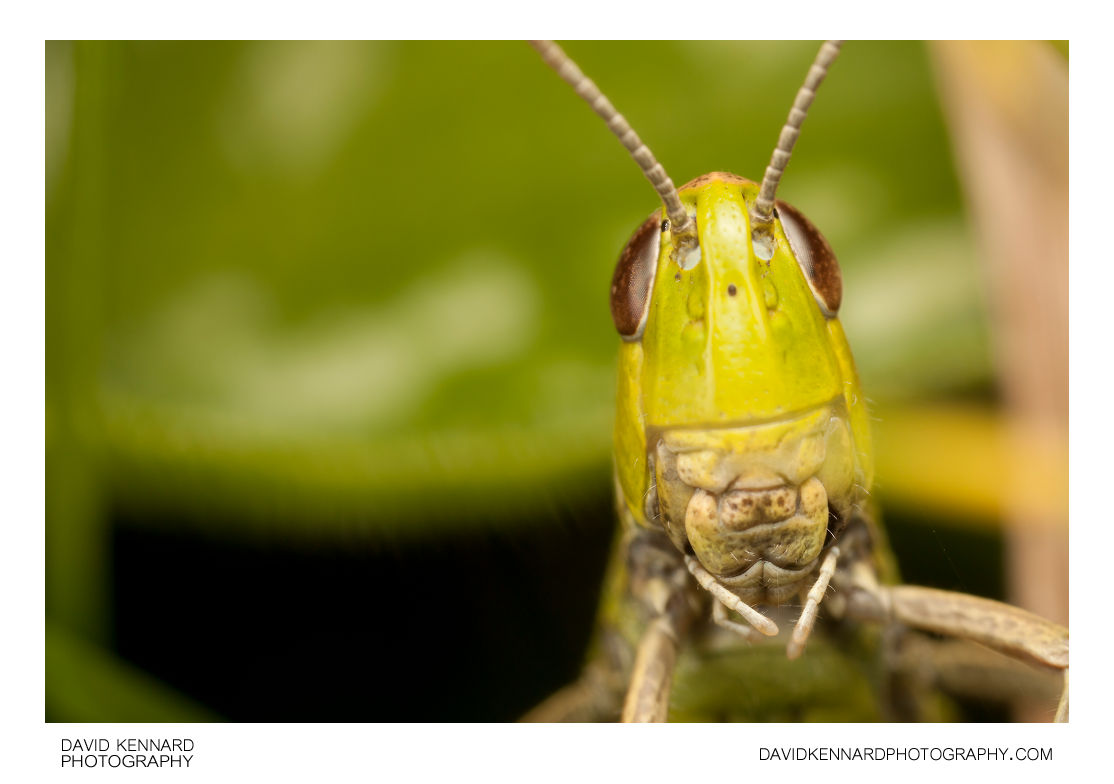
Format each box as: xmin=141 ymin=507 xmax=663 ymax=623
xmin=679 ymin=172 xmax=755 ymax=192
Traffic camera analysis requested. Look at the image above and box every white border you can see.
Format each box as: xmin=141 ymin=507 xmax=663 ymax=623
xmin=7 ymin=3 xmax=1109 ymax=781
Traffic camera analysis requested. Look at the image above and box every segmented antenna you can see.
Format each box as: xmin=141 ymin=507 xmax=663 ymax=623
xmin=530 ymin=40 xmax=695 ymax=244
xmin=751 ymin=40 xmax=843 ymax=241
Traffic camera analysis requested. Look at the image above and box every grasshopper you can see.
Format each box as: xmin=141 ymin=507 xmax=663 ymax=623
xmin=525 ymin=40 xmax=1068 ymax=722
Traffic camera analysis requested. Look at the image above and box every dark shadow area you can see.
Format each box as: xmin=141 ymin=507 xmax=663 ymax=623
xmin=111 ymin=492 xmax=614 ymax=722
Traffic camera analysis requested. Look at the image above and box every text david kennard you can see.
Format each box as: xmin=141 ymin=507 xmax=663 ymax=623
xmin=61 ymin=738 xmax=194 ymax=769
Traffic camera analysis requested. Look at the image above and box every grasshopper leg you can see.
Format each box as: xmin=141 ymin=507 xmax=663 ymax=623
xmin=1054 ymin=669 xmax=1069 ymax=722
xmin=888 ymin=633 xmax=1066 ymax=719
xmin=621 ymin=562 xmax=698 ymax=722
xmin=843 ymin=570 xmax=1069 ymax=721
xmin=613 ymin=529 xmax=700 ymax=722
xmin=621 ymin=613 xmax=681 ymax=722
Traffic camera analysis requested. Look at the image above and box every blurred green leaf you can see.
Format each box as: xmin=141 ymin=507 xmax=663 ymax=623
xmin=49 ymin=41 xmax=989 ymax=536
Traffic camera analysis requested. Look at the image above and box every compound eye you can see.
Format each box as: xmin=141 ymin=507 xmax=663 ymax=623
xmin=776 ymin=200 xmax=843 ymax=317
xmin=610 ymin=211 xmax=661 ymax=339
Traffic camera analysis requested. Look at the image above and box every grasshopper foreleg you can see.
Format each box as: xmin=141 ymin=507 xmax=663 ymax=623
xmin=886 ymin=633 xmax=1066 ymax=720
xmin=842 ymin=569 xmax=1069 ymax=721
xmin=621 ymin=538 xmax=699 ymax=722
xmin=621 ymin=611 xmax=681 ymax=722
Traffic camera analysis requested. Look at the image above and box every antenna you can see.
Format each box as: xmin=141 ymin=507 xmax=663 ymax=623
xmin=750 ymin=40 xmax=843 ymax=254
xmin=530 ymin=41 xmax=696 ymax=250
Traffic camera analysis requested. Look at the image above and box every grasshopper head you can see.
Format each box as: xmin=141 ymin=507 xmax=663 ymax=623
xmin=612 ymin=172 xmax=845 ymax=426
xmin=612 ymin=173 xmax=873 ymax=596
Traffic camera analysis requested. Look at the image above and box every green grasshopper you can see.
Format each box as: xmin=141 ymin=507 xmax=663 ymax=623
xmin=525 ymin=40 xmax=1068 ymax=723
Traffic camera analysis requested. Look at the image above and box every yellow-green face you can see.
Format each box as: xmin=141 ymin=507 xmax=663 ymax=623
xmin=611 ymin=173 xmax=874 ymax=598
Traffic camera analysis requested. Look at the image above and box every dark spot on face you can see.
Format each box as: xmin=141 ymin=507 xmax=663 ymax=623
xmin=674 ymin=273 xmax=681 ymax=282
xmin=727 ymin=283 xmax=737 ymax=297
